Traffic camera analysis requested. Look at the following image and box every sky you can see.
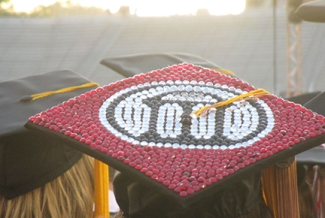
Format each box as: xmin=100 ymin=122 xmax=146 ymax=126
xmin=9 ymin=0 xmax=246 ymax=16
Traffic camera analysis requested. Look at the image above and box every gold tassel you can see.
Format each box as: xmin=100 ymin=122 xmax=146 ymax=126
xmin=21 ymin=82 xmax=99 ymax=102
xmin=262 ymin=159 xmax=300 ymax=218
xmin=94 ymin=159 xmax=109 ymax=218
xmin=262 ymin=166 xmax=278 ymax=218
xmin=192 ymin=88 xmax=270 ymax=118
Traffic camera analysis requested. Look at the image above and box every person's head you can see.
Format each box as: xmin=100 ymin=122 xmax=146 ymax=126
xmin=0 ymin=154 xmax=94 ymax=218
xmin=24 ymin=62 xmax=325 ymax=218
xmin=112 ymin=170 xmax=273 ymax=218
xmin=0 ymin=70 xmax=99 ymax=217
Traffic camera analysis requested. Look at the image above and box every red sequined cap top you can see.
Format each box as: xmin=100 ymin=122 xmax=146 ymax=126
xmin=25 ymin=63 xmax=325 ymax=207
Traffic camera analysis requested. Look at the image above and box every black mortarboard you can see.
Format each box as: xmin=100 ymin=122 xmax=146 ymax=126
xmin=25 ymin=63 xmax=325 ymax=214
xmin=100 ymin=52 xmax=235 ymax=78
xmin=296 ymin=145 xmax=325 ymax=166
xmin=286 ymin=92 xmax=321 ymax=106
xmin=294 ymin=0 xmax=325 ymax=23
xmin=0 ymin=70 xmax=98 ymax=199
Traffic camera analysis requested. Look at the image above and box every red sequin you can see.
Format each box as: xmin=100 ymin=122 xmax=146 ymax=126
xmin=28 ymin=63 xmax=325 ymax=198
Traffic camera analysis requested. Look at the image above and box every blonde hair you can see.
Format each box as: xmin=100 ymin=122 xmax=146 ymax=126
xmin=0 ymin=154 xmax=94 ymax=218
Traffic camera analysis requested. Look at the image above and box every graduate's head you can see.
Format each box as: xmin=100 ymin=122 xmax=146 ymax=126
xmin=0 ymin=71 xmax=98 ymax=217
xmin=24 ymin=60 xmax=325 ymax=218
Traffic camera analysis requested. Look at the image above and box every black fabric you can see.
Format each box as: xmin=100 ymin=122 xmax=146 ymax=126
xmin=303 ymin=91 xmax=325 ymax=116
xmin=296 ymin=146 xmax=325 ymax=166
xmin=286 ymin=92 xmax=321 ymax=106
xmin=113 ymin=171 xmax=272 ymax=218
xmin=294 ymin=0 xmax=325 ymax=23
xmin=0 ymin=132 xmax=81 ymax=199
xmin=100 ymin=53 xmax=227 ymax=78
xmin=0 ymin=70 xmax=98 ymax=199
xmin=0 ymin=70 xmax=95 ymax=138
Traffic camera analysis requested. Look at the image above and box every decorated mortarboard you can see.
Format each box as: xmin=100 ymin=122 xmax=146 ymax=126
xmin=100 ymin=52 xmax=234 ymax=78
xmin=294 ymin=0 xmax=325 ymax=23
xmin=25 ymin=63 xmax=325 ymax=207
xmin=0 ymin=70 xmax=98 ymax=199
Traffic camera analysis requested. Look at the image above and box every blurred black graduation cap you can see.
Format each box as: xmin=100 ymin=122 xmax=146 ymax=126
xmin=286 ymin=91 xmax=321 ymax=106
xmin=0 ymin=70 xmax=98 ymax=199
xmin=100 ymin=53 xmax=235 ymax=78
xmin=294 ymin=0 xmax=325 ymax=23
xmin=25 ymin=62 xmax=325 ymax=214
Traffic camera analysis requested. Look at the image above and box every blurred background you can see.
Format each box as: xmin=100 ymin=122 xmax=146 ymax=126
xmin=0 ymin=0 xmax=324 ymax=98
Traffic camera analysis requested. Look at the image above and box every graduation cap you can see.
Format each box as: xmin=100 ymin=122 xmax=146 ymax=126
xmin=296 ymin=145 xmax=325 ymax=166
xmin=25 ymin=63 xmax=325 ymax=217
xmin=100 ymin=53 xmax=235 ymax=78
xmin=0 ymin=70 xmax=99 ymax=199
xmin=294 ymin=0 xmax=325 ymax=23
